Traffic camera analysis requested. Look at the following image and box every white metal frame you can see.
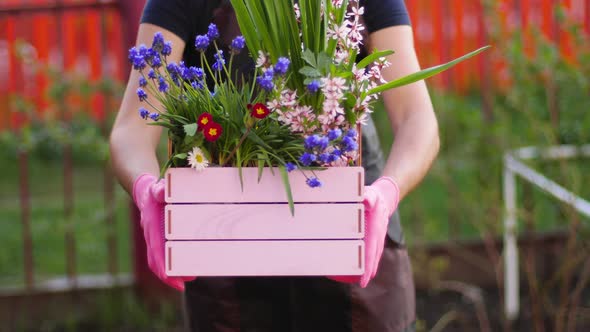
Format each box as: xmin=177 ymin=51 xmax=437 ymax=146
xmin=503 ymin=144 xmax=590 ymax=320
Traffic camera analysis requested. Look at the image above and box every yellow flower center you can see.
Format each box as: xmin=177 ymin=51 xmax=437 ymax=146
xmin=208 ymin=128 xmax=218 ymax=136
xmin=256 ymin=107 xmax=265 ymax=115
xmin=201 ymin=118 xmax=209 ymax=125
xmin=195 ymin=154 xmax=203 ymax=163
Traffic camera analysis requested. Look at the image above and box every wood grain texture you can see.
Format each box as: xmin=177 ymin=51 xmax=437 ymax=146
xmin=165 ymin=167 xmax=365 ymax=203
xmin=166 ymin=240 xmax=364 ymax=276
xmin=165 ymin=203 xmax=364 ymax=240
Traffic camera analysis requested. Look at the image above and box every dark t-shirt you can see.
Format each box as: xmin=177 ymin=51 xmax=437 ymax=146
xmin=141 ymin=0 xmax=410 ymax=68
xmin=140 ymin=0 xmax=410 ymax=244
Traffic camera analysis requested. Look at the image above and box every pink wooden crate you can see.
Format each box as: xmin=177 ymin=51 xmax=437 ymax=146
xmin=165 ymin=203 xmax=365 ymax=240
xmin=164 ymin=167 xmax=364 ymax=203
xmin=164 ymin=166 xmax=366 ymax=277
xmin=166 ymin=240 xmax=365 ymax=276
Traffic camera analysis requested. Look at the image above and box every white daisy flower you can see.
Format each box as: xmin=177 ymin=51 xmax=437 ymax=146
xmin=187 ymin=147 xmax=209 ymax=172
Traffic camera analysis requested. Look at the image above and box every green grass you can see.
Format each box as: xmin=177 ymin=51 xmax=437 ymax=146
xmin=0 ymin=156 xmax=131 ymax=286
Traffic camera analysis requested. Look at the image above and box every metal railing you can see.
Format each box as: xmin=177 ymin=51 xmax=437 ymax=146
xmin=502 ymin=144 xmax=590 ymax=320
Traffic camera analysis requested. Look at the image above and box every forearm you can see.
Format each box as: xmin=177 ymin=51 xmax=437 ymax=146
xmin=110 ymin=125 xmax=162 ymax=196
xmin=382 ymin=108 xmax=439 ymax=199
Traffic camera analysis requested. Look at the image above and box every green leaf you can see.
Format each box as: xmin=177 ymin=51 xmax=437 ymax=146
xmin=183 ymin=123 xmax=198 ymax=137
xmin=301 ymin=48 xmax=317 ymax=67
xmin=357 ymin=49 xmax=395 ymax=69
xmin=369 ymin=46 xmax=491 ymax=95
xmin=279 ymin=165 xmax=295 ymax=217
xmin=299 ymin=66 xmax=322 ymax=78
xmin=317 ymin=52 xmax=332 ymax=73
xmin=173 ymin=153 xmax=187 ymax=160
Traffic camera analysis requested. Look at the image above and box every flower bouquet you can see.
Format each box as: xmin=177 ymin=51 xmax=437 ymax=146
xmin=129 ymin=0 xmax=488 ymax=276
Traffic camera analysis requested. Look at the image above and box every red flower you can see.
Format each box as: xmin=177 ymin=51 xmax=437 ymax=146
xmin=203 ymin=122 xmax=223 ymax=142
xmin=197 ymin=113 xmax=213 ymax=131
xmin=250 ymin=103 xmax=270 ymax=119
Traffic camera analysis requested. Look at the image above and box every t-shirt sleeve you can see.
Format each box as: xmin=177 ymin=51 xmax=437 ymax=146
xmin=361 ymin=0 xmax=411 ymax=33
xmin=140 ymin=0 xmax=192 ymax=42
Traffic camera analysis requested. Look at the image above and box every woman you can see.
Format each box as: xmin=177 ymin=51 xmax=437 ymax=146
xmin=110 ymin=0 xmax=439 ymax=331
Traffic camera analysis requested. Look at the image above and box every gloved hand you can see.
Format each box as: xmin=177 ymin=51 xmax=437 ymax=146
xmin=328 ymin=176 xmax=400 ymax=288
xmin=133 ymin=174 xmax=195 ymax=291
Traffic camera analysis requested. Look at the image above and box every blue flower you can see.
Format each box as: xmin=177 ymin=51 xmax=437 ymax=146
xmin=161 ymin=41 xmax=172 ymax=56
xmin=346 ymin=128 xmax=357 ymax=138
xmin=195 ymin=35 xmax=210 ymax=52
xmin=149 ymin=112 xmax=160 ymax=121
xmin=167 ymin=63 xmax=180 ymax=76
xmin=329 ymin=149 xmax=342 ymax=163
xmin=318 ymin=136 xmax=329 ymax=150
xmin=207 ymin=23 xmax=220 ymax=40
xmin=299 ymin=152 xmax=317 ymax=166
xmin=304 ymin=135 xmax=321 ymax=150
xmin=150 ymin=54 xmax=162 ymax=68
xmin=230 ymin=36 xmax=246 ymax=52
xmin=139 ymin=76 xmax=147 ymax=87
xmin=328 ymin=128 xmax=342 ymax=141
xmin=256 ymin=75 xmax=274 ymax=92
xmin=136 ymin=88 xmax=148 ymax=101
xmin=286 ymin=162 xmax=297 ymax=172
xmin=212 ymin=50 xmax=225 ymax=71
xmin=188 ymin=67 xmax=204 ymax=80
xmin=128 ymin=47 xmax=147 ymax=70
xmin=138 ymin=107 xmax=149 ymax=119
xmin=264 ymin=67 xmax=275 ymax=78
xmin=319 ymin=153 xmax=331 ymax=163
xmin=158 ymin=77 xmax=169 ymax=93
xmin=274 ymin=57 xmax=290 ymax=75
xmin=306 ymin=80 xmax=320 ymax=93
xmin=148 ymin=69 xmax=157 ymax=79
xmin=152 ymin=32 xmax=165 ymax=52
xmin=341 ymin=136 xmax=358 ymax=152
xmin=191 ymin=81 xmax=203 ymax=89
xmin=306 ymin=177 xmax=322 ymax=188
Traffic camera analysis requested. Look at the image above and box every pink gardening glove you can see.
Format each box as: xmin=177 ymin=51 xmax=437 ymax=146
xmin=133 ymin=174 xmax=195 ymax=291
xmin=329 ymin=176 xmax=400 ymax=288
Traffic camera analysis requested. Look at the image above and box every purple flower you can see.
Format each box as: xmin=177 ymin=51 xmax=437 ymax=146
xmin=149 ymin=112 xmax=160 ymax=121
xmin=286 ymin=162 xmax=297 ymax=172
xmin=306 ymin=80 xmax=320 ymax=93
xmin=139 ymin=76 xmax=147 ymax=87
xmin=150 ymin=54 xmax=162 ymax=68
xmin=299 ymin=152 xmax=317 ymax=166
xmin=346 ymin=129 xmax=358 ymax=138
xmin=158 ymin=77 xmax=169 ymax=93
xmin=328 ymin=128 xmax=342 ymax=141
xmin=341 ymin=136 xmax=358 ymax=152
xmin=319 ymin=153 xmax=331 ymax=163
xmin=152 ymin=32 xmax=165 ymax=52
xmin=207 ymin=23 xmax=220 ymax=40
xmin=306 ymin=177 xmax=322 ymax=188
xmin=128 ymin=46 xmax=147 ymax=70
xmin=161 ymin=41 xmax=172 ymax=56
xmin=137 ymin=88 xmax=148 ymax=101
xmin=195 ymin=35 xmax=210 ymax=52
xmin=185 ymin=66 xmax=204 ymax=81
xmin=138 ymin=107 xmax=149 ymax=119
xmin=148 ymin=69 xmax=157 ymax=79
xmin=191 ymin=81 xmax=204 ymax=89
xmin=264 ymin=67 xmax=275 ymax=78
xmin=256 ymin=75 xmax=274 ymax=92
xmin=318 ymin=136 xmax=329 ymax=150
xmin=274 ymin=57 xmax=290 ymax=75
xmin=304 ymin=135 xmax=321 ymax=150
xmin=329 ymin=149 xmax=343 ymax=163
xmin=212 ymin=50 xmax=225 ymax=71
xmin=230 ymin=36 xmax=246 ymax=53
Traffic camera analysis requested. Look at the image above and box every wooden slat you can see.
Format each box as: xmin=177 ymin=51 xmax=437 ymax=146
xmin=166 ymin=240 xmax=365 ymax=277
xmin=165 ymin=167 xmax=365 ymax=204
xmin=165 ymin=203 xmax=365 ymax=240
